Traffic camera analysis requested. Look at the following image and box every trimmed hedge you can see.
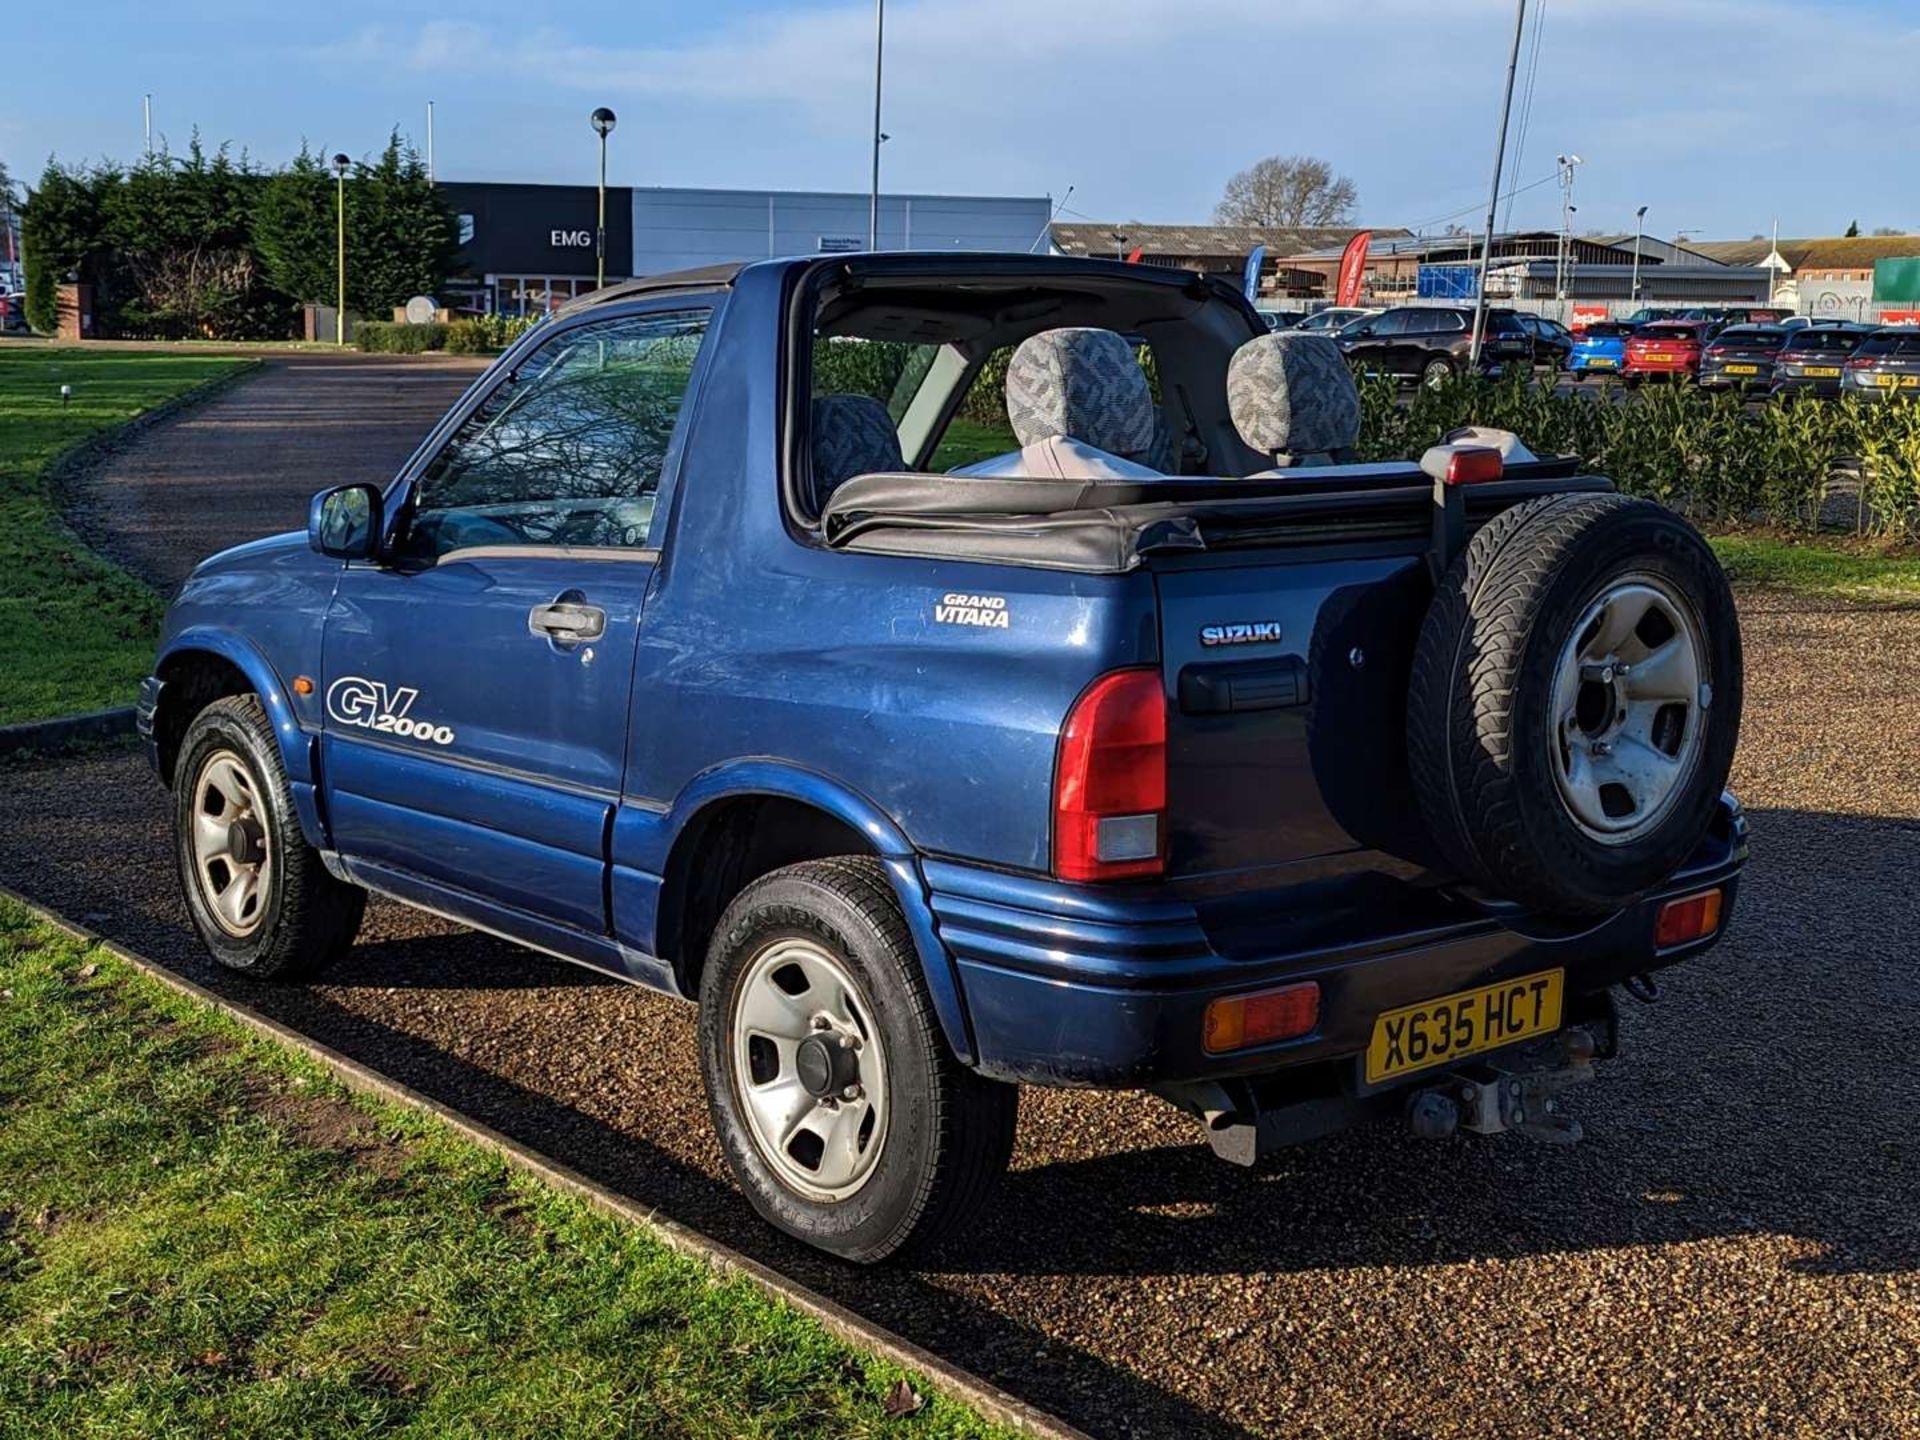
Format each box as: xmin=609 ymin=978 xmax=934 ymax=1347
xmin=355 ymin=320 xmax=446 ymax=354
xmin=1356 ymin=370 xmax=1920 ymax=540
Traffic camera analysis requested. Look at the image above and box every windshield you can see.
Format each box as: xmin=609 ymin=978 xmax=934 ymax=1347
xmin=1714 ymin=328 xmax=1784 ymax=346
xmin=1580 ymin=323 xmax=1630 ymax=339
xmin=1637 ymin=324 xmax=1698 ymax=341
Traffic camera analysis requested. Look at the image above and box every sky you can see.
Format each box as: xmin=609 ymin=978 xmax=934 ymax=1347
xmin=6 ymin=0 xmax=1919 ymax=241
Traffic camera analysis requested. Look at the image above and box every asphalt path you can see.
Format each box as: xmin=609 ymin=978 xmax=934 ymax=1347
xmin=10 ymin=357 xmax=1917 ymax=1437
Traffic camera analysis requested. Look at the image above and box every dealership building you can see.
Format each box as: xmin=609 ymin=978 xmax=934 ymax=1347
xmin=436 ymin=181 xmax=1052 ymax=314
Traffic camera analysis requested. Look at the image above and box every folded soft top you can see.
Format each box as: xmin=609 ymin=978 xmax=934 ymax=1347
xmin=819 ymin=462 xmax=1594 ymax=574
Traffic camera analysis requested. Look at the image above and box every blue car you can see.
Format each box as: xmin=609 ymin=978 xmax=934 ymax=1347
xmin=140 ymin=255 xmax=1747 ymax=1262
xmin=1568 ymin=321 xmax=1632 ymax=378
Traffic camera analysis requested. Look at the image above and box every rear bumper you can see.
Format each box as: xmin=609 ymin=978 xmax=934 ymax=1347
xmin=1698 ymin=362 xmax=1775 ymax=387
xmin=935 ymin=795 xmax=1748 ymax=1089
xmin=1772 ymin=371 xmax=1845 ymax=396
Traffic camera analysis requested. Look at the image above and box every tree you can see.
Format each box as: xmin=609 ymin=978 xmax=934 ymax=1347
xmin=1213 ymin=155 xmax=1358 ymax=228
xmin=101 ymin=136 xmax=278 ymax=339
xmin=1845 ymin=219 xmax=1860 ymax=237
xmin=343 ymin=132 xmax=456 ymax=316
xmin=20 ymin=161 xmax=106 ymax=333
xmin=254 ymin=146 xmax=338 ymax=304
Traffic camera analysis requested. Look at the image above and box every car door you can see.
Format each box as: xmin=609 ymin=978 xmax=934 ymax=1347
xmin=1345 ymin=310 xmax=1400 ymax=372
xmin=320 ymin=302 xmax=715 ymax=941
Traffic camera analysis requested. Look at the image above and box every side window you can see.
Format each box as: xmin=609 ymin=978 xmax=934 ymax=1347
xmin=406 ymin=308 xmax=710 ymax=558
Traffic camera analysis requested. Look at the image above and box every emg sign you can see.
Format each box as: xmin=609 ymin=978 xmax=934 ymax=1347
xmin=551 ymin=229 xmax=593 ymax=248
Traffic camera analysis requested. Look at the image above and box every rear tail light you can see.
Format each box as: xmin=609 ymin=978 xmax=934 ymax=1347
xmin=1053 ymin=668 xmax=1166 ymax=882
xmin=1847 ymin=356 xmax=1877 ymax=369
xmin=1654 ymin=888 xmax=1724 ymax=949
xmin=1203 ymin=982 xmax=1322 ymax=1053
xmin=1443 ymin=448 xmax=1504 ymax=485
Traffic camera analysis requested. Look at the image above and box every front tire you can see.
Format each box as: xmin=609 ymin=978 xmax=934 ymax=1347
xmin=698 ymin=857 xmax=1016 ymax=1263
xmin=174 ymin=694 xmax=365 ymax=978
xmin=1421 ymin=356 xmax=1454 ymax=389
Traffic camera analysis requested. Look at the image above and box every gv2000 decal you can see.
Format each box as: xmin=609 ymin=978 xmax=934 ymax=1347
xmin=326 ymin=676 xmax=456 ymax=746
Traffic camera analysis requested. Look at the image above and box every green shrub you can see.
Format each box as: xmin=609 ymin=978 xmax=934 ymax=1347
xmin=355 ymin=320 xmax=446 ymax=354
xmin=444 ymin=318 xmax=489 ymax=354
xmin=1353 ymin=368 xmax=1879 ymax=535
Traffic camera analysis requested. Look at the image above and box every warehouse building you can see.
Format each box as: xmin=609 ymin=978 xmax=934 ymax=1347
xmin=437 ymin=181 xmax=1052 ymax=315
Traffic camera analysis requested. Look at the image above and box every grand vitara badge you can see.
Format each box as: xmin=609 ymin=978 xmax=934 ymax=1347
xmin=934 ymin=592 xmax=1010 ymax=629
xmin=1200 ymin=621 xmax=1283 ymax=648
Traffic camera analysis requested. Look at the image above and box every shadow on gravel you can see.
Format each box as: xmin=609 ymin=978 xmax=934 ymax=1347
xmin=2 ymin=748 xmax=1916 ymax=1438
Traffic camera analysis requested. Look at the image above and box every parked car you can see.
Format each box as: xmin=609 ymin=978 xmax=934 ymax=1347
xmin=1295 ymin=306 xmax=1375 ymax=335
xmin=1256 ymin=308 xmax=1307 ymax=331
xmin=1771 ymin=325 xmax=1875 ymax=397
xmin=1338 ymin=304 xmax=1533 ymax=385
xmin=1567 ymin=321 xmax=1632 ymax=378
xmin=1620 ymin=307 xmax=1694 ymax=331
xmin=1515 ymin=313 xmax=1575 ymax=369
xmin=1696 ymin=325 xmax=1789 ymax=391
xmin=0 ymin=292 xmax=27 ymax=332
xmin=1842 ymin=327 xmax=1920 ymax=400
xmin=1624 ymin=321 xmax=1711 ymax=382
xmin=140 ymin=254 xmax=1747 ymax=1263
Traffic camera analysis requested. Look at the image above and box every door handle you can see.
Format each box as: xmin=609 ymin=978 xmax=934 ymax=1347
xmin=528 ymin=602 xmax=606 ymax=643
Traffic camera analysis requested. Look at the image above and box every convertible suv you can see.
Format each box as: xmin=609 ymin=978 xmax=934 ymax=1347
xmin=142 ymin=255 xmax=1746 ymax=1263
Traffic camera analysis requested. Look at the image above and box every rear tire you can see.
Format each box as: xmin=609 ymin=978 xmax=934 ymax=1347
xmin=1407 ymin=493 xmax=1742 ymax=916
xmin=174 ymin=694 xmax=365 ymax=978
xmin=1421 ymin=356 xmax=1454 ymax=389
xmin=698 ymin=857 xmax=1017 ymax=1263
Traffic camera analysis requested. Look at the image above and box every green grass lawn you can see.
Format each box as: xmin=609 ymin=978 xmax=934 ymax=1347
xmin=0 ymin=897 xmax=1009 ymax=1440
xmin=927 ymin=419 xmax=1017 ymax=472
xmin=1708 ymin=531 xmax=1920 ymax=603
xmin=0 ymin=349 xmax=253 ymax=726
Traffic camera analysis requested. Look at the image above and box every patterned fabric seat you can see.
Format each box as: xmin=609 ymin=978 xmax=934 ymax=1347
xmin=1227 ymin=331 xmax=1362 ymax=470
xmin=810 ymin=394 xmax=905 ymax=510
xmin=950 ymin=327 xmax=1165 ymax=480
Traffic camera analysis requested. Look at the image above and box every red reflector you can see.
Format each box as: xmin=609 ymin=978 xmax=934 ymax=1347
xmin=1654 ymin=888 xmax=1723 ymax=949
xmin=1204 ymin=982 xmax=1322 ymax=1053
xmin=1053 ymin=668 xmax=1167 ymax=882
xmin=1444 ymin=447 xmax=1504 ymax=486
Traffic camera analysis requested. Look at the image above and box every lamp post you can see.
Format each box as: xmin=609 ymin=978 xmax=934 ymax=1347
xmin=590 ymin=107 xmax=617 ymax=290
xmin=868 ymin=0 xmax=885 ymax=250
xmin=332 ymin=153 xmax=350 ymax=346
xmin=1631 ymin=204 xmax=1648 ymax=305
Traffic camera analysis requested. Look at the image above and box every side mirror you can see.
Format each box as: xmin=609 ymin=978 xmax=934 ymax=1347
xmin=308 ymin=483 xmax=383 ymax=560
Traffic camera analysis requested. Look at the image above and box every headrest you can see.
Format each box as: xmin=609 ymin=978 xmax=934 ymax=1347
xmin=1227 ymin=331 xmax=1361 ymax=458
xmin=1005 ymin=327 xmax=1156 ymax=459
xmin=810 ymin=394 xmax=905 ymax=508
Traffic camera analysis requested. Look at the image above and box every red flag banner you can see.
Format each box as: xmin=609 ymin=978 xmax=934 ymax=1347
xmin=1335 ymin=231 xmax=1372 ymax=308
xmin=1125 ymin=246 xmax=1144 ymax=265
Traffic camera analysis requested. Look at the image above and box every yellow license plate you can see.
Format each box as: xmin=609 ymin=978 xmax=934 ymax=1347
xmin=1876 ymin=374 xmax=1920 ymax=387
xmin=1365 ymin=970 xmax=1564 ymax=1084
xmin=1725 ymin=364 xmax=1758 ymax=375
xmin=1586 ymin=357 xmax=1617 ymax=368
xmin=1805 ymin=366 xmax=1840 ymax=377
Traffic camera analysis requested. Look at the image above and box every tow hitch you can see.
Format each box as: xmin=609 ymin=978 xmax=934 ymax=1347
xmin=1404 ymin=1019 xmax=1609 ymax=1146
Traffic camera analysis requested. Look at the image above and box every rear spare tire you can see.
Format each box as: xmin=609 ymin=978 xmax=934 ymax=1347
xmin=1407 ymin=492 xmax=1741 ymax=916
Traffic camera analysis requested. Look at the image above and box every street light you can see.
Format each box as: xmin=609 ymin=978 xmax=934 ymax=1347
xmin=332 ymin=153 xmax=350 ymax=346
xmin=1631 ymin=204 xmax=1648 ymax=304
xmin=590 ymin=107 xmax=617 ymax=290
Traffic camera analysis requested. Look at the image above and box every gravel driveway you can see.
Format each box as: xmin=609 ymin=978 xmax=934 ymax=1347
xmin=11 ymin=358 xmax=1918 ymax=1437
